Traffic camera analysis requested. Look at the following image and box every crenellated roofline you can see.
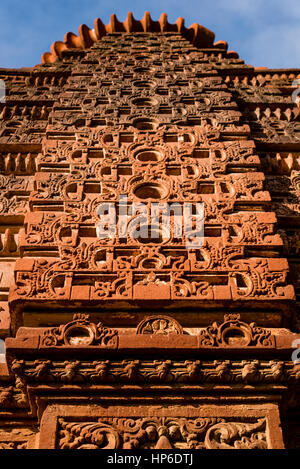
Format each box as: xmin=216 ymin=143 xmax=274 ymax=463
xmin=41 ymin=11 xmax=237 ymax=64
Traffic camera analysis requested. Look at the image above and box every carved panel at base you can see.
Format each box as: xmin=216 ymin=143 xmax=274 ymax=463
xmin=38 ymin=403 xmax=284 ymax=449
xmin=57 ymin=417 xmax=267 ymax=449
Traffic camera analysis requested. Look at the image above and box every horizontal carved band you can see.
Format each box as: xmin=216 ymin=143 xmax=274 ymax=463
xmin=9 ymin=358 xmax=299 ymax=385
xmin=57 ymin=417 xmax=267 ymax=449
xmin=37 ymin=314 xmax=276 ymax=348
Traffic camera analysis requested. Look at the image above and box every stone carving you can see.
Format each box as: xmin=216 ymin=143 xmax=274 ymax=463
xmin=0 ymin=427 xmax=37 ymax=450
xmin=58 ymin=420 xmax=121 ymax=449
xmin=0 ymin=385 xmax=28 ymax=408
xmin=0 ymin=10 xmax=299 ymax=450
xmin=57 ymin=417 xmax=267 ymax=449
xmin=204 ymin=419 xmax=267 ymax=449
xmin=198 ymin=314 xmax=275 ymax=347
xmin=41 ymin=12 xmax=237 ymax=65
xmin=0 ymin=442 xmax=28 ymax=449
xmin=12 ymin=251 xmax=293 ymax=303
xmin=41 ymin=314 xmax=118 ymax=347
xmin=8 ymin=25 xmax=293 ymax=314
xmin=9 ymin=358 xmax=293 ymax=385
xmin=137 ymin=315 xmax=183 ymax=334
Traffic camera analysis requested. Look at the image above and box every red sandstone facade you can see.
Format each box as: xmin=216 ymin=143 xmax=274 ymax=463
xmin=0 ymin=12 xmax=300 ymax=449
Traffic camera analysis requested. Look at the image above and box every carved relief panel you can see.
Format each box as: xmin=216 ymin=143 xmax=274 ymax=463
xmin=39 ymin=404 xmax=284 ymax=449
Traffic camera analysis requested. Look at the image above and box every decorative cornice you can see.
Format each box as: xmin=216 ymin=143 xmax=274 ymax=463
xmin=41 ymin=11 xmax=234 ymax=64
xmin=8 ymin=357 xmax=300 ymax=386
xmin=6 ymin=314 xmax=300 ymax=355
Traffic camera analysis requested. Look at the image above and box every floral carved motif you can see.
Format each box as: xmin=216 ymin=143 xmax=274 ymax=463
xmin=57 ymin=417 xmax=267 ymax=449
xmin=204 ymin=419 xmax=267 ymax=449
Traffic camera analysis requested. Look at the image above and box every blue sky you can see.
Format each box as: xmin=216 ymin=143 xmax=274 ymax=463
xmin=0 ymin=0 xmax=299 ymax=69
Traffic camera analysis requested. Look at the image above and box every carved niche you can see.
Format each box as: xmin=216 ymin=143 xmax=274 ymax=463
xmin=136 ymin=315 xmax=183 ymax=335
xmin=198 ymin=314 xmax=275 ymax=347
xmin=41 ymin=313 xmax=118 ymax=348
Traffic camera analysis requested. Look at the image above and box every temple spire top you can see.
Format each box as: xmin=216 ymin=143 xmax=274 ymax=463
xmin=41 ymin=11 xmax=232 ymax=64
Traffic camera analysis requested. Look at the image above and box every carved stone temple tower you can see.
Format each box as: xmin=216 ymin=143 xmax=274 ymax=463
xmin=1 ymin=12 xmax=300 ymax=450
